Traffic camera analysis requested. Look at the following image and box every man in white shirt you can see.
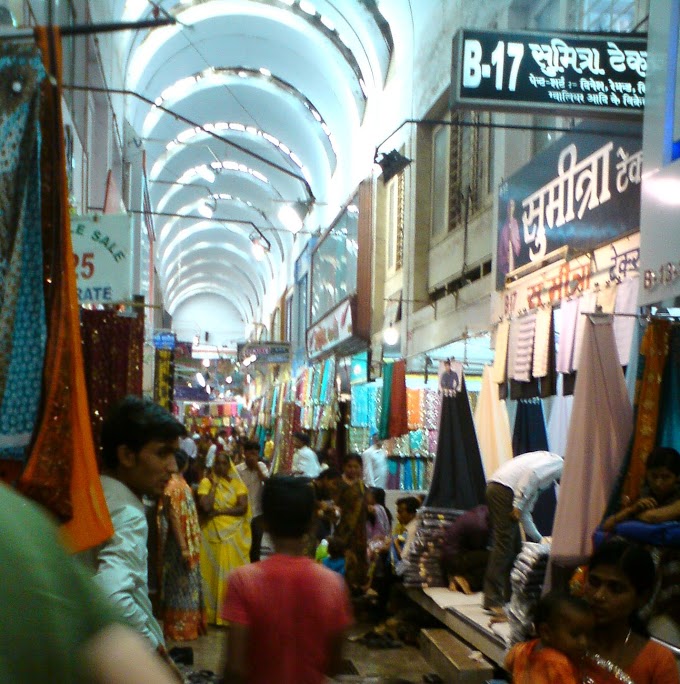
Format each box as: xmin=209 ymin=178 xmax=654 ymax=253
xmin=205 ymin=438 xmax=218 ymax=469
xmin=291 ymin=431 xmax=322 ymax=478
xmin=362 ymin=433 xmax=388 ymax=488
xmin=482 ymin=450 xmax=563 ymax=611
xmin=237 ymin=440 xmax=269 ymax=561
xmin=87 ymin=396 xmax=185 ymax=678
xmin=180 ymin=434 xmax=198 ymax=460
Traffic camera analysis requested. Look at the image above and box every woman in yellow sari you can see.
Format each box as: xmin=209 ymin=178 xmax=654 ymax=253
xmin=197 ymin=452 xmax=251 ymax=624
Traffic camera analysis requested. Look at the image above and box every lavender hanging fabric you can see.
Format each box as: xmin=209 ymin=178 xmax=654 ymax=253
xmin=425 ymin=378 xmax=486 ymax=510
xmin=0 ymin=44 xmax=47 ymax=461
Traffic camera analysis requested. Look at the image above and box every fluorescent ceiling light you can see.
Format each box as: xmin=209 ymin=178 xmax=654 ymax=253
xmin=198 ymin=200 xmax=214 ymax=219
xmin=195 ymin=372 xmax=206 ymax=387
xmin=195 ymin=165 xmax=215 ymax=183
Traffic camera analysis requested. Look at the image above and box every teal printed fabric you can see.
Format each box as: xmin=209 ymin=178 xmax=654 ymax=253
xmin=0 ymin=45 xmax=47 ymax=460
xmin=378 ymin=363 xmax=393 ymax=440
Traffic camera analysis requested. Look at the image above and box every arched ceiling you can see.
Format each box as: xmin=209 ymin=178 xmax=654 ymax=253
xmin=117 ymin=0 xmax=394 ymax=340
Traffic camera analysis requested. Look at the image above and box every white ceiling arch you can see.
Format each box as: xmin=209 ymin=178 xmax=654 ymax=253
xmin=119 ymin=0 xmax=395 ymax=338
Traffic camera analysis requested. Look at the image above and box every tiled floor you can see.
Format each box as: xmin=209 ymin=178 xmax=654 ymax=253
xmin=169 ymin=623 xmax=433 ymax=683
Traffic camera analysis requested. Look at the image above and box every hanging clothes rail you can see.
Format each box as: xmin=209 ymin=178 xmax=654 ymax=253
xmin=0 ymin=17 xmax=176 ymax=40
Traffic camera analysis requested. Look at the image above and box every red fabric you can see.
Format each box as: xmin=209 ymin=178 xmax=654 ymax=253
xmin=80 ymin=308 xmax=144 ymax=459
xmin=222 ymin=554 xmax=353 ymax=684
xmin=505 ymin=639 xmax=581 ymax=684
xmin=388 ymin=359 xmax=409 ymax=438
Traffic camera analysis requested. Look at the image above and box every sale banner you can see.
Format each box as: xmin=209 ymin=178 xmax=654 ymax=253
xmin=70 ymin=214 xmax=133 ymax=304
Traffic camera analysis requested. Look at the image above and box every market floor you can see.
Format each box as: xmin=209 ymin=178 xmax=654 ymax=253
xmin=168 ymin=623 xmax=434 ymax=683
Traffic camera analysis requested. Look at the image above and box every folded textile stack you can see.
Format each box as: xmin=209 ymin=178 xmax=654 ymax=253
xmin=402 ymin=508 xmax=462 ymax=588
xmin=506 ymin=541 xmax=551 ymax=645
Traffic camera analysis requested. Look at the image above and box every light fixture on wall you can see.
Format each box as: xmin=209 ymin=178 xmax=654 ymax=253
xmin=198 ymin=195 xmax=217 ymax=219
xmin=375 ymin=149 xmax=411 ymax=184
xmin=195 ymin=371 xmax=206 ymax=387
xmin=249 ymin=231 xmax=271 ymax=261
xmin=251 ymin=237 xmax=268 ymax=261
xmin=277 ymin=201 xmax=309 ymax=233
xmin=383 ymin=322 xmax=400 ymax=346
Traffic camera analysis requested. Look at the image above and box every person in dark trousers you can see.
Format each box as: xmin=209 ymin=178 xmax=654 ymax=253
xmin=236 ymin=440 xmax=269 ymax=562
xmin=483 ymin=451 xmax=563 ymax=613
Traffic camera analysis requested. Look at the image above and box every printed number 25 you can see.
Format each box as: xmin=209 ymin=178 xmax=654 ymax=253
xmin=74 ymin=252 xmax=94 ymax=279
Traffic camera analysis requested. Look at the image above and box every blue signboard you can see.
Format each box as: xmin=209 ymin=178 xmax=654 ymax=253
xmin=153 ymin=331 xmax=176 ymax=350
xmin=496 ymin=122 xmax=642 ymax=289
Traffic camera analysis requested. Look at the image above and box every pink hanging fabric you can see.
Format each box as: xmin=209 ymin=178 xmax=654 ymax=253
xmin=550 ymin=318 xmax=633 ymax=567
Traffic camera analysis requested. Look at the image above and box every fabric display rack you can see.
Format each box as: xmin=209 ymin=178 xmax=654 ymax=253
xmin=493 ymin=277 xmax=640 ymax=401
xmin=183 ymin=402 xmax=244 ymax=438
xmin=506 ymin=542 xmax=551 ymax=645
xmin=349 ymin=362 xmax=440 ymax=491
xmin=296 ymin=357 xmax=339 ymax=434
xmin=402 ymin=508 xmax=461 ymax=588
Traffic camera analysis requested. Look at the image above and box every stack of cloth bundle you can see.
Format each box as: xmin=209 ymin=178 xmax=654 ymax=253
xmin=506 ymin=541 xmax=551 ymax=645
xmin=401 ymin=507 xmax=461 ymax=588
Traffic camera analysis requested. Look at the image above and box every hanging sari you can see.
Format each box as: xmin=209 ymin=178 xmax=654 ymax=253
xmin=19 ymin=28 xmax=113 ymax=551
xmin=0 ymin=41 xmax=46 ymax=464
xmin=158 ymin=474 xmax=207 ymax=641
xmin=198 ymin=469 xmax=251 ymax=625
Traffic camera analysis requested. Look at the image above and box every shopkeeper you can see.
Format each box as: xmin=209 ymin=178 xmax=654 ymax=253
xmin=482 ymin=450 xmax=563 ymax=613
xmin=291 ymin=432 xmax=322 ymax=478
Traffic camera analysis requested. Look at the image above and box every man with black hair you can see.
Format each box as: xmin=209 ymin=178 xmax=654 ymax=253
xmin=85 ymin=395 xmax=185 ymax=671
xmin=222 ymin=476 xmax=352 ymax=683
xmin=237 ymin=440 xmax=269 ymax=561
xmin=291 ymin=430 xmax=321 ymax=478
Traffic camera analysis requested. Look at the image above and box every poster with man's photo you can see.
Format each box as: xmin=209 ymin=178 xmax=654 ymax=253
xmin=438 ymin=359 xmax=463 ymax=394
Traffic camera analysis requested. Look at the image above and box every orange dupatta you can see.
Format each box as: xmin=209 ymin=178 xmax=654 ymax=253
xmin=18 ymin=28 xmax=113 ymax=552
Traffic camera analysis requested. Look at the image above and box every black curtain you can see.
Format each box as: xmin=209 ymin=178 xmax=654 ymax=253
xmin=512 ymin=398 xmax=556 ymax=536
xmin=425 ymin=379 xmax=486 ymax=510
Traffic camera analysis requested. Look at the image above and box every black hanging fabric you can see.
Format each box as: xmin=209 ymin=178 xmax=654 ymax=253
xmin=425 ymin=378 xmax=486 ymax=510
xmin=512 ymin=399 xmax=556 ymax=536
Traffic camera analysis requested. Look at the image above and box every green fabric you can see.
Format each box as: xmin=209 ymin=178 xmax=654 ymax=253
xmin=0 ymin=484 xmax=120 ymax=682
xmin=378 ymin=362 xmax=393 ymax=440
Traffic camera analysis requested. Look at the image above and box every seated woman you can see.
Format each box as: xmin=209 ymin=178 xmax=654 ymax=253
xmin=603 ymin=447 xmax=680 ymax=532
xmin=582 ymin=538 xmax=679 ymax=684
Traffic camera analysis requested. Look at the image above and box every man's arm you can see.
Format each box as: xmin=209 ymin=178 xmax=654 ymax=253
xmin=84 ymin=624 xmax=181 ymax=683
xmin=93 ymin=510 xmax=163 ymax=648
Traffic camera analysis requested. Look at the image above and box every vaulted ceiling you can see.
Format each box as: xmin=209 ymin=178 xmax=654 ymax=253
xmin=115 ymin=0 xmax=396 ymax=341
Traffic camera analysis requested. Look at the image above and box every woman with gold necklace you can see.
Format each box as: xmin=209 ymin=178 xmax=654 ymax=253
xmin=582 ymin=539 xmax=678 ymax=684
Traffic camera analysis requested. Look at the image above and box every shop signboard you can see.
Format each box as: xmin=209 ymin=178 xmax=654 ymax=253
xmin=451 ymin=29 xmax=646 ymax=118
xmin=153 ymin=331 xmax=176 ymax=350
xmin=71 ymin=213 xmax=133 ymax=304
xmin=238 ymin=342 xmax=291 ymax=364
xmin=498 ymin=232 xmax=640 ymax=320
xmin=307 ymin=297 xmax=353 ymax=360
xmin=496 ymin=123 xmax=642 ymax=290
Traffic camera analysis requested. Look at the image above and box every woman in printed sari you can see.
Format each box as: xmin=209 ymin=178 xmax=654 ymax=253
xmin=581 ymin=538 xmax=679 ymax=684
xmin=157 ymin=448 xmax=207 ymax=641
xmin=334 ymin=453 xmax=368 ymax=593
xmin=197 ymin=451 xmax=251 ymax=625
